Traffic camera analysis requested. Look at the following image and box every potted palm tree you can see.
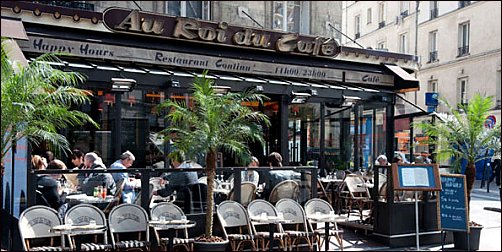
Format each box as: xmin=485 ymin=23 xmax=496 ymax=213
xmin=158 ymin=70 xmax=270 ymax=251
xmin=417 ymin=93 xmax=500 ymax=250
xmin=1 ymin=38 xmax=98 ymax=163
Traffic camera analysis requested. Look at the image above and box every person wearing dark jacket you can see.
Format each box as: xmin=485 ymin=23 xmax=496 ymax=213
xmin=33 ymin=155 xmax=66 ymax=210
xmin=79 ymin=152 xmax=116 ymax=196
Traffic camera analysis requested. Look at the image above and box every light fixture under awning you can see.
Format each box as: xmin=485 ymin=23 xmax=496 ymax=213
xmin=383 ymin=64 xmax=419 ymax=91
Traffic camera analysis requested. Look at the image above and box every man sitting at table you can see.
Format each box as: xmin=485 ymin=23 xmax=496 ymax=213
xmin=110 ymin=150 xmax=138 ymax=203
xmin=262 ymin=152 xmax=301 ymax=199
xmin=80 ymin=152 xmax=116 ymax=196
xmin=153 ymin=151 xmax=198 ymax=201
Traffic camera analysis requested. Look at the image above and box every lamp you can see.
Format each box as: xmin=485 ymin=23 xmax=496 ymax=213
xmin=342 ymin=95 xmax=361 ymax=107
xmin=168 ymin=79 xmax=180 ymax=88
xmin=291 ymin=91 xmax=312 ymax=104
xmin=255 ymin=85 xmax=264 ymax=92
xmin=213 ymin=85 xmax=231 ymax=95
xmin=111 ymin=78 xmax=136 ymax=92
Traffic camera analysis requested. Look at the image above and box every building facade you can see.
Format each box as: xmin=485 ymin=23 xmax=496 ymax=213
xmin=342 ymin=1 xmax=501 ymax=121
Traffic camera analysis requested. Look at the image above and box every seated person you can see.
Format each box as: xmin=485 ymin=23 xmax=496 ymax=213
xmin=33 ymin=155 xmax=66 ymax=211
xmin=241 ymin=156 xmax=260 ymax=186
xmin=79 ymin=152 xmax=116 ymax=196
xmin=154 ymin=151 xmax=198 ymax=200
xmin=375 ymin=155 xmax=390 ymax=166
xmin=263 ymin=152 xmax=301 ymax=199
xmin=110 ymin=150 xmax=138 ymax=203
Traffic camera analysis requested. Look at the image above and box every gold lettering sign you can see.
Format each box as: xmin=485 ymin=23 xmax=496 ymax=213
xmin=104 ymin=8 xmax=340 ymax=58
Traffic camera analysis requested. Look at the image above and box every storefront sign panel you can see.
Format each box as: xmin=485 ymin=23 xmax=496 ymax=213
xmin=102 ymin=8 xmax=340 ymax=58
xmin=18 ymin=36 xmax=394 ymax=86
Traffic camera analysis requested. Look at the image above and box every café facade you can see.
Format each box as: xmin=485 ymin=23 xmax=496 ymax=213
xmin=2 ymin=1 xmax=442 ymax=248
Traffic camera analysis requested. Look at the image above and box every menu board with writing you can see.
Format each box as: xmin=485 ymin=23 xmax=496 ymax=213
xmin=392 ymin=164 xmax=442 ymax=191
xmin=439 ymin=174 xmax=469 ymax=232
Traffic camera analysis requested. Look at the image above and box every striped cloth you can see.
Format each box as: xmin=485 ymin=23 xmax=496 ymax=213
xmin=114 ymin=240 xmax=150 ymax=250
xmin=80 ymin=243 xmax=113 ymax=251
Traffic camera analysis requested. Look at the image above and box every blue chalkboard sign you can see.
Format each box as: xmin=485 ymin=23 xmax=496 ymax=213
xmin=439 ymin=174 xmax=469 ymax=232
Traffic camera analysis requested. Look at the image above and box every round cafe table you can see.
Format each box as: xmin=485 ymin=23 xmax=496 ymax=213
xmin=148 ymin=219 xmax=196 ymax=252
xmin=51 ymin=224 xmax=106 ymax=252
xmin=251 ymin=215 xmax=292 ymax=252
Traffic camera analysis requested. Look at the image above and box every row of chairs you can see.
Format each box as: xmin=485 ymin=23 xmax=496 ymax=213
xmin=218 ymin=198 xmax=344 ymax=251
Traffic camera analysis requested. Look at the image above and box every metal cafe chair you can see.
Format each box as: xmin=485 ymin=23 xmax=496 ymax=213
xmin=108 ymin=203 xmax=150 ymax=251
xmin=64 ymin=204 xmax=112 ymax=251
xmin=268 ymin=179 xmax=300 ymax=205
xmin=19 ymin=205 xmax=71 ymax=251
xmin=304 ymin=198 xmax=344 ymax=251
xmin=275 ymin=199 xmax=314 ymax=251
xmin=247 ymin=199 xmax=287 ymax=251
xmin=216 ymin=200 xmax=257 ymax=251
xmin=228 ymin=182 xmax=257 ymax=207
xmin=339 ymin=174 xmax=373 ymax=221
xmin=150 ymin=202 xmax=194 ymax=251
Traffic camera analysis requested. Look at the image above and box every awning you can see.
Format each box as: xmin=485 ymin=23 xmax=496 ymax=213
xmin=1 ymin=17 xmax=28 ymax=40
xmin=383 ymin=64 xmax=419 ymax=92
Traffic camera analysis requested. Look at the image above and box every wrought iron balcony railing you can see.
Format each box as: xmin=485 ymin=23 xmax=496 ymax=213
xmin=378 ymin=21 xmax=385 ymax=29
xmin=457 ymin=46 xmax=469 ymax=57
xmin=430 ymin=8 xmax=438 ymax=19
xmin=428 ymin=51 xmax=438 ymax=63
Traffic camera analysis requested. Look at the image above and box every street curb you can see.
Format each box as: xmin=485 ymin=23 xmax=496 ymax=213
xmin=483 ymin=207 xmax=502 ymax=213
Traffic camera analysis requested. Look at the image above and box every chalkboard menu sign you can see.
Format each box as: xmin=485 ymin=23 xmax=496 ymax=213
xmin=439 ymin=174 xmax=469 ymax=232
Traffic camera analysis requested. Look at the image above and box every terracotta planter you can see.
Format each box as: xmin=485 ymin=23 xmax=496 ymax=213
xmin=193 ymin=240 xmax=229 ymax=251
xmin=453 ymin=225 xmax=483 ymax=251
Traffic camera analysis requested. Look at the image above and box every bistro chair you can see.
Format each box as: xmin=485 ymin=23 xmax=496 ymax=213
xmin=150 ymin=202 xmax=194 ymax=251
xmin=103 ymin=179 xmax=125 ymax=215
xmin=304 ymin=198 xmax=344 ymax=251
xmin=216 ymin=200 xmax=257 ymax=251
xmin=64 ymin=204 xmax=112 ymax=251
xmin=247 ymin=199 xmax=287 ymax=251
xmin=228 ymin=182 xmax=257 ymax=207
xmin=339 ymin=174 xmax=373 ymax=221
xmin=19 ymin=205 xmax=70 ymax=251
xmin=187 ymin=183 xmax=208 ymax=213
xmin=108 ymin=203 xmax=150 ymax=251
xmin=275 ymin=199 xmax=314 ymax=251
xmin=268 ymin=179 xmax=299 ymax=204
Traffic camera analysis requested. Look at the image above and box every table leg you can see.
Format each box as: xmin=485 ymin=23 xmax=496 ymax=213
xmin=325 ymin=221 xmax=329 ymax=251
xmin=75 ymin=235 xmax=82 ymax=252
xmin=167 ymin=229 xmax=175 ymax=252
xmin=269 ymin=223 xmax=275 ymax=252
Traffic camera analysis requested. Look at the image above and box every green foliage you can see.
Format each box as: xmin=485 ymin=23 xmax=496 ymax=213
xmin=416 ymin=94 xmax=500 ymax=172
xmin=1 ymin=37 xmax=98 ymax=163
xmin=158 ymin=70 xmax=270 ymax=237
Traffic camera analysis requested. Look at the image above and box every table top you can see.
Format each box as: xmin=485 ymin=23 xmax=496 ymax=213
xmin=307 ymin=214 xmax=347 ymax=223
xmin=66 ymin=194 xmax=116 ymax=204
xmin=51 ymin=224 xmax=106 ymax=235
xmin=250 ymin=216 xmax=293 ymax=224
xmin=148 ymin=220 xmax=196 ymax=229
xmin=319 ymin=178 xmax=344 ymax=184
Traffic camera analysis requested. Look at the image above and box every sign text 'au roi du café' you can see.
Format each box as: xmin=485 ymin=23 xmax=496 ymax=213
xmin=102 ymin=8 xmax=341 ymax=58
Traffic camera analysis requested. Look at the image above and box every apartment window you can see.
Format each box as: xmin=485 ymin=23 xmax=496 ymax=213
xmin=273 ymin=1 xmax=301 ymax=32
xmin=428 ymin=80 xmax=438 ymax=93
xmin=166 ymin=1 xmax=210 ymax=20
xmin=400 ymin=1 xmax=409 ymax=17
xmin=355 ymin=15 xmax=361 ymax=39
xmin=430 ymin=1 xmax=438 ymax=19
xmin=459 ymin=1 xmax=471 ymax=8
xmin=399 ymin=33 xmax=408 ymax=54
xmin=377 ymin=41 xmax=386 ymax=50
xmin=367 ymin=8 xmax=372 ymax=24
xmin=378 ymin=2 xmax=385 ymax=28
xmin=428 ymin=30 xmax=438 ymax=62
xmin=458 ymin=78 xmax=468 ymax=106
xmin=458 ymin=22 xmax=470 ymax=57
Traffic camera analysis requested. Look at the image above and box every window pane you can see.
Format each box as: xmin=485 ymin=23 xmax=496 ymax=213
xmin=186 ymin=1 xmax=203 ymax=18
xmin=273 ymin=1 xmax=285 ymax=30
xmin=167 ymin=1 xmax=181 ymax=16
xmin=287 ymin=1 xmax=300 ymax=32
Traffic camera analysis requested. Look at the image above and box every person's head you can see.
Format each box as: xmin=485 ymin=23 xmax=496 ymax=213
xmin=267 ymin=152 xmax=282 ymax=167
xmin=421 ymin=151 xmax=429 ymax=157
xmin=84 ymin=152 xmax=99 ymax=168
xmin=43 ymin=151 xmax=54 ymax=162
xmin=376 ymin=155 xmax=388 ymax=165
xmin=32 ymin=155 xmax=47 ymax=170
xmin=71 ymin=149 xmax=84 ymax=167
xmin=119 ymin=150 xmax=135 ymax=168
xmin=248 ymin=156 xmax=259 ymax=167
xmin=47 ymin=159 xmax=67 ymax=179
xmin=168 ymin=151 xmax=184 ymax=168
xmin=393 ymin=154 xmax=403 ymax=164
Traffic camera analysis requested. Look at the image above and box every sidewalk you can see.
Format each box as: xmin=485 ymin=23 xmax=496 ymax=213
xmin=330 ymin=180 xmax=501 ymax=251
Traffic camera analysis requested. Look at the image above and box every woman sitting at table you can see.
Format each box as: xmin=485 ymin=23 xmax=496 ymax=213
xmin=34 ymin=155 xmax=67 ymax=211
xmin=241 ymin=156 xmax=260 ymax=186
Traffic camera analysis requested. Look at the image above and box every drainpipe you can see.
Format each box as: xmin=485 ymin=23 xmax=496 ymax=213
xmin=414 ymin=1 xmax=420 ymax=104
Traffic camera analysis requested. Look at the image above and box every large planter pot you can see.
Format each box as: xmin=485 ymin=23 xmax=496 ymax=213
xmin=453 ymin=225 xmax=483 ymax=250
xmin=193 ymin=240 xmax=229 ymax=251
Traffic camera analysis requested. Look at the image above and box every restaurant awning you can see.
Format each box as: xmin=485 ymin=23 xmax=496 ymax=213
xmin=383 ymin=64 xmax=419 ymax=92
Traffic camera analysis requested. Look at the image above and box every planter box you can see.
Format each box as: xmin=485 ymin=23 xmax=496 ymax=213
xmin=453 ymin=226 xmax=483 ymax=251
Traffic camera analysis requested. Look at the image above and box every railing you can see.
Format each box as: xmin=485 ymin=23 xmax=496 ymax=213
xmin=32 ymin=1 xmax=95 ymax=11
xmin=430 ymin=8 xmax=438 ymax=19
xmin=457 ymin=45 xmax=469 ymax=57
xmin=378 ymin=21 xmax=385 ymax=29
xmin=428 ymin=51 xmax=438 ymax=63
xmin=459 ymin=1 xmax=471 ymax=9
xmin=400 ymin=10 xmax=409 ymax=18
xmin=355 ymin=32 xmax=360 ymax=39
